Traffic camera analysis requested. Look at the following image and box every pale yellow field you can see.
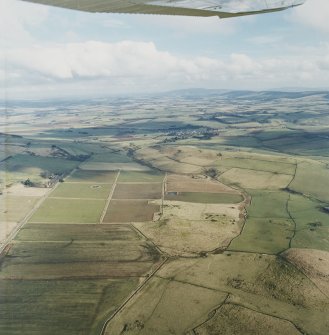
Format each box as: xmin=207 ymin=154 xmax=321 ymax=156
xmin=0 ymin=195 xmax=39 ymax=223
xmin=192 ymin=303 xmax=302 ymax=335
xmin=166 ymin=174 xmax=238 ymax=193
xmin=134 ymin=200 xmax=242 ymax=256
xmin=161 ymin=146 xmax=219 ymax=166
xmin=3 ymin=184 xmax=48 ymax=197
xmin=283 ymin=248 xmax=329 ymax=297
xmin=0 ymin=221 xmax=19 ymax=243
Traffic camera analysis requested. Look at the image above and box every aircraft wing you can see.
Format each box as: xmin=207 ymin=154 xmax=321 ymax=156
xmin=21 ymin=0 xmax=306 ymax=18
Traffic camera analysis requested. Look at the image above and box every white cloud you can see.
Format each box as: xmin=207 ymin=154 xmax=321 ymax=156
xmin=1 ymin=0 xmax=49 ymax=46
xmin=290 ymin=0 xmax=329 ymax=33
xmin=2 ymin=39 xmax=329 ymax=98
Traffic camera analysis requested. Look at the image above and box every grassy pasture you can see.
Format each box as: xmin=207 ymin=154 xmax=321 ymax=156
xmin=113 ymin=183 xmax=162 ymax=199
xmin=280 ymin=139 xmax=329 ymax=154
xmin=118 ymin=170 xmax=164 ymax=182
xmin=165 ymin=192 xmax=242 ymax=204
xmin=247 ymin=190 xmax=290 ymax=219
xmin=221 ymin=150 xmax=296 ymax=164
xmin=104 ymin=276 xmax=227 ymax=335
xmin=289 ymin=194 xmax=329 ymax=251
xmin=283 ymin=249 xmax=329 ymax=297
xmin=256 ymin=133 xmax=329 ymax=156
xmin=289 ymin=161 xmax=329 ymax=202
xmin=215 ymin=157 xmax=295 ymax=175
xmin=54 ymin=143 xmax=93 ymax=157
xmin=219 ymin=168 xmax=292 ymax=190
xmin=106 ymin=253 xmax=329 ymax=335
xmin=221 ymin=135 xmax=263 ymax=148
xmin=0 ymin=278 xmax=138 ymax=335
xmin=229 ymin=218 xmax=293 ymax=254
xmin=29 ymin=198 xmax=106 ymax=223
xmin=228 ymin=190 xmax=291 ymax=253
xmin=103 ymin=200 xmax=160 ymax=223
xmin=87 ymin=152 xmax=132 ymax=163
xmin=1 ymin=154 xmax=79 ymax=183
xmin=50 ymin=182 xmax=111 ymax=199
xmin=66 ymin=169 xmax=118 ymax=183
xmin=193 ymin=303 xmax=302 ymax=335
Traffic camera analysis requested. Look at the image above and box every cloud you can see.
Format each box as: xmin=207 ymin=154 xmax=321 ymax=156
xmin=1 ymin=0 xmax=49 ymax=46
xmin=290 ymin=0 xmax=329 ymax=33
xmin=2 ymin=39 xmax=329 ymax=98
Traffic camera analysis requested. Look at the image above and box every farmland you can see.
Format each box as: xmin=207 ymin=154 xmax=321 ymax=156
xmin=0 ymin=222 xmax=161 ymax=335
xmin=1 ymin=90 xmax=329 ymax=334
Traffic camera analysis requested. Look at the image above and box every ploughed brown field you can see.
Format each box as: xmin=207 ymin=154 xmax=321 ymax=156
xmin=112 ymin=183 xmax=163 ymax=199
xmin=103 ymin=200 xmax=160 ymax=223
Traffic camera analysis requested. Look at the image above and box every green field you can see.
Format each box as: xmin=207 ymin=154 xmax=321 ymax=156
xmin=228 ymin=190 xmax=291 ymax=254
xmin=289 ymin=161 xmax=329 ymax=202
xmin=66 ymin=170 xmax=118 ymax=183
xmin=50 ymin=182 xmax=111 ymax=199
xmin=216 ymin=156 xmax=295 ymax=175
xmin=289 ymin=194 xmax=329 ymax=251
xmin=29 ymin=198 xmax=106 ymax=223
xmin=87 ymin=152 xmax=133 ymax=163
xmin=219 ymin=168 xmax=292 ymax=190
xmin=247 ymin=190 xmax=290 ymax=218
xmin=229 ymin=218 xmax=293 ymax=254
xmin=165 ymin=192 xmax=243 ymax=204
xmin=1 ymin=154 xmax=79 ymax=184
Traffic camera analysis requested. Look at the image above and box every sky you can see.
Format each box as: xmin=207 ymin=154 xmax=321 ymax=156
xmin=1 ymin=0 xmax=329 ymax=99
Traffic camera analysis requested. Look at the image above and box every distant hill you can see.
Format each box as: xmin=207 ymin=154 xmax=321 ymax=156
xmin=159 ymin=88 xmax=329 ymax=101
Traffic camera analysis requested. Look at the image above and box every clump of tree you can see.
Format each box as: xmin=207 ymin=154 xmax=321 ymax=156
xmin=203 ymin=167 xmax=219 ymax=179
xmin=22 ymin=178 xmax=35 ymax=187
